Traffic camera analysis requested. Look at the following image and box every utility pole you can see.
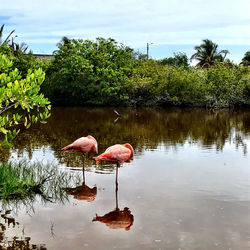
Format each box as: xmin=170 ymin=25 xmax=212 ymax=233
xmin=146 ymin=43 xmax=149 ymax=59
xmin=146 ymin=43 xmax=153 ymax=59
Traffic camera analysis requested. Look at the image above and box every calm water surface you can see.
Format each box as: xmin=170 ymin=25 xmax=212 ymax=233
xmin=1 ymin=107 xmax=250 ymax=249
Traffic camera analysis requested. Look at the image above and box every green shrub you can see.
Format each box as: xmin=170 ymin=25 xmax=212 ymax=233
xmin=43 ymin=37 xmax=136 ymax=106
xmin=129 ymin=60 xmax=250 ymax=107
xmin=0 ymin=53 xmax=51 ymax=148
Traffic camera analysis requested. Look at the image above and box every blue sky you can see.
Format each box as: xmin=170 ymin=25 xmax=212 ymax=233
xmin=1 ymin=0 xmax=250 ymax=63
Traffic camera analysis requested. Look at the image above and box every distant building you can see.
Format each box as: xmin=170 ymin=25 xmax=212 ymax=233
xmin=33 ymin=54 xmax=54 ymax=60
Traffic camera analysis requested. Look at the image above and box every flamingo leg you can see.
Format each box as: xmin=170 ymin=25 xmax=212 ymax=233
xmin=115 ymin=162 xmax=119 ymax=210
xmin=82 ymin=154 xmax=85 ymax=184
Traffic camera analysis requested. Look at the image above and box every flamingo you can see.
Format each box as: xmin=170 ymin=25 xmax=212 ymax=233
xmin=92 ymin=143 xmax=134 ymax=230
xmin=61 ymin=135 xmax=98 ymax=155
xmin=61 ymin=135 xmax=98 ymax=172
xmin=93 ymin=143 xmax=134 ymax=166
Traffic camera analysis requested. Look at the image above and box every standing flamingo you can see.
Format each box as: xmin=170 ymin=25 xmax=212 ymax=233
xmin=93 ymin=143 xmax=134 ymax=166
xmin=61 ymin=135 xmax=98 ymax=172
xmin=61 ymin=135 xmax=98 ymax=155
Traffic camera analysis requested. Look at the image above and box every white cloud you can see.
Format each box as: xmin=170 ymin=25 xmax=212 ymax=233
xmin=0 ymin=0 xmax=249 ymax=57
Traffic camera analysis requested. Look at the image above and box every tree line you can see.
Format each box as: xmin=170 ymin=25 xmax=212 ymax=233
xmin=43 ymin=36 xmax=250 ymax=107
xmin=0 ymin=24 xmax=250 ymax=146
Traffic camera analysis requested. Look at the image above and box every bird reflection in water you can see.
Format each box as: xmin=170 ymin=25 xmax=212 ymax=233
xmin=93 ymin=164 xmax=134 ymax=231
xmin=64 ymin=161 xmax=97 ymax=202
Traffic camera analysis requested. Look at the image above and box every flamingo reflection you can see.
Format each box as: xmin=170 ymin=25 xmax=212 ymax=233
xmin=64 ymin=161 xmax=97 ymax=202
xmin=92 ymin=165 xmax=134 ymax=230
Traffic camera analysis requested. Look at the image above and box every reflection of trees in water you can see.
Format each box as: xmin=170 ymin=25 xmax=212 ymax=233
xmin=2 ymin=107 xmax=250 ymax=166
xmin=0 ymin=210 xmax=46 ymax=249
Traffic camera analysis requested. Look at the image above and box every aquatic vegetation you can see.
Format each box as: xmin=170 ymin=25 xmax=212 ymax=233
xmin=0 ymin=161 xmax=40 ymax=199
xmin=0 ymin=161 xmax=81 ymax=203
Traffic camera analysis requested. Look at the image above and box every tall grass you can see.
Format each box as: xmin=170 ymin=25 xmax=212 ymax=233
xmin=0 ymin=162 xmax=38 ymax=199
xmin=0 ymin=161 xmax=81 ymax=202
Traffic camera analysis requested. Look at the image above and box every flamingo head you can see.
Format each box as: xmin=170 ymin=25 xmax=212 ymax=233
xmin=87 ymin=135 xmax=98 ymax=154
xmin=123 ymin=143 xmax=134 ymax=159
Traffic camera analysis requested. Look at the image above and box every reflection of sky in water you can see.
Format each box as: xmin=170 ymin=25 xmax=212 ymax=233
xmin=10 ymin=146 xmax=60 ymax=164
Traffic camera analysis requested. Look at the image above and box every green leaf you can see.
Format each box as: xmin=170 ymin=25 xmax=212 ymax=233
xmin=0 ymin=127 xmax=8 ymax=134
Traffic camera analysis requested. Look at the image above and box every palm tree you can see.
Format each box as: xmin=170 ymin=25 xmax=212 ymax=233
xmin=9 ymin=37 xmax=28 ymax=56
xmin=191 ymin=39 xmax=229 ymax=67
xmin=0 ymin=24 xmax=15 ymax=45
xmin=240 ymin=51 xmax=250 ymax=66
xmin=53 ymin=36 xmax=71 ymax=55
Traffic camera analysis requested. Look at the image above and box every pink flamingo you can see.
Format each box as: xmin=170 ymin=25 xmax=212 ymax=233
xmin=93 ymin=143 xmax=134 ymax=166
xmin=62 ymin=135 xmax=98 ymax=173
xmin=62 ymin=135 xmax=98 ymax=154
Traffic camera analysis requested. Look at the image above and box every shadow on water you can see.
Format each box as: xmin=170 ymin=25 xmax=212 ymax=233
xmin=0 ymin=210 xmax=46 ymax=249
xmin=93 ymin=164 xmax=134 ymax=231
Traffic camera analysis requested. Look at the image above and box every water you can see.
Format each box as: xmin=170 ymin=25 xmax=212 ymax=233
xmin=1 ymin=107 xmax=250 ymax=249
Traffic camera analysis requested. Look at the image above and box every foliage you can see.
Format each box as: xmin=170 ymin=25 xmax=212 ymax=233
xmin=42 ymin=36 xmax=250 ymax=108
xmin=0 ymin=161 xmax=81 ymax=201
xmin=0 ymin=24 xmax=49 ymax=77
xmin=9 ymin=38 xmax=28 ymax=56
xmin=0 ymin=24 xmax=15 ymax=46
xmin=129 ymin=60 xmax=205 ymax=106
xmin=203 ymin=64 xmax=250 ymax=107
xmin=191 ymin=39 xmax=229 ymax=67
xmin=240 ymin=51 xmax=250 ymax=66
xmin=43 ymin=37 xmax=136 ymax=106
xmin=128 ymin=60 xmax=167 ymax=106
xmin=129 ymin=59 xmax=250 ymax=107
xmin=0 ymin=43 xmax=48 ymax=77
xmin=0 ymin=161 xmax=39 ymax=199
xmin=12 ymin=50 xmax=49 ymax=77
xmin=132 ymin=51 xmax=148 ymax=61
xmin=0 ymin=43 xmax=12 ymax=57
xmin=0 ymin=53 xmax=51 ymax=148
xmin=159 ymin=52 xmax=189 ymax=68
xmin=1 ymin=26 xmax=248 ymax=109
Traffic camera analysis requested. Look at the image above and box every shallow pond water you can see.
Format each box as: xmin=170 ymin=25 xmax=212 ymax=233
xmin=1 ymin=107 xmax=250 ymax=249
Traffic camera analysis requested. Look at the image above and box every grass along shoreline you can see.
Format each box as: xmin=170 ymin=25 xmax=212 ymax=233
xmin=0 ymin=161 xmax=81 ymax=201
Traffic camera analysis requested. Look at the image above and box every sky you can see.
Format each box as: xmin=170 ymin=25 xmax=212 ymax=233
xmin=1 ymin=0 xmax=250 ymax=63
